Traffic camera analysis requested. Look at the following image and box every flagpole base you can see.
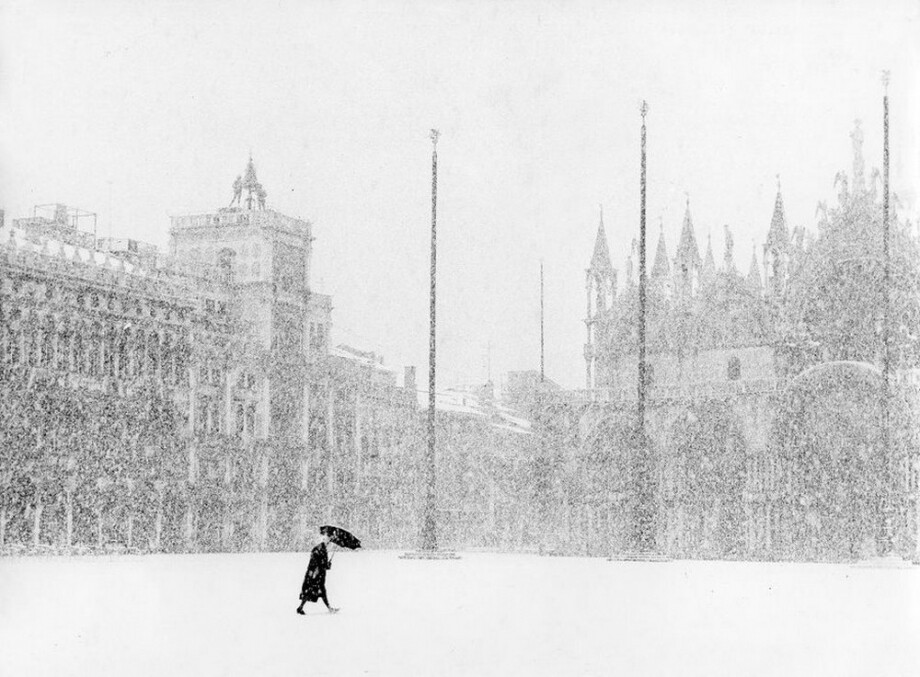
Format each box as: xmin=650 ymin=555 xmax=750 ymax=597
xmin=852 ymin=554 xmax=915 ymax=569
xmin=400 ymin=550 xmax=461 ymax=560
xmin=608 ymin=552 xmax=670 ymax=562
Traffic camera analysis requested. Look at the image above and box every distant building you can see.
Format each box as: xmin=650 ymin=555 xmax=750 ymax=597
xmin=414 ymin=383 xmax=536 ymax=550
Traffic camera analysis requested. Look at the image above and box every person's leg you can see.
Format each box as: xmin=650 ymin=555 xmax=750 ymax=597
xmin=320 ymin=587 xmax=338 ymax=613
xmin=296 ymin=572 xmax=310 ymax=614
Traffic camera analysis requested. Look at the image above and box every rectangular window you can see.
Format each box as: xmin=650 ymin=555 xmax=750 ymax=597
xmin=246 ymin=405 xmax=256 ymax=437
xmin=210 ymin=402 xmax=221 ymax=434
xmin=195 ymin=399 xmax=208 ymax=435
xmin=73 ymin=333 xmax=84 ymax=373
xmin=235 ymin=403 xmax=245 ymax=438
xmin=41 ymin=328 xmax=54 ymax=368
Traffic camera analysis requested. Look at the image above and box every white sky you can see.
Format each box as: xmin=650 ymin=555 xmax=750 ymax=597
xmin=1 ymin=0 xmax=918 ymax=390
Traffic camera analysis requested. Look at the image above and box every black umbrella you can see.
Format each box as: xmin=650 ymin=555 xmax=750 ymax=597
xmin=320 ymin=525 xmax=362 ymax=550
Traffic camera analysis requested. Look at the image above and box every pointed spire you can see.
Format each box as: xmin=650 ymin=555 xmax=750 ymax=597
xmin=589 ymin=204 xmax=613 ymax=277
xmin=747 ymin=242 xmax=762 ymax=293
xmin=723 ymin=225 xmax=735 ymax=272
xmin=702 ymin=232 xmax=716 ymax=283
xmin=766 ymin=175 xmax=789 ymax=252
xmin=625 ymin=237 xmax=638 ymax=286
xmin=651 ymin=217 xmax=670 ymax=278
xmin=675 ymin=197 xmax=701 ymax=270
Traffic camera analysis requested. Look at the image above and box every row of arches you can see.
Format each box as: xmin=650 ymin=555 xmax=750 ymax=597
xmin=578 ymin=362 xmax=918 ymax=561
xmin=0 ymin=312 xmax=191 ymax=385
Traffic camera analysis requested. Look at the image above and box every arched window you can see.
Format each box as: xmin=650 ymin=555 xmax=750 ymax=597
xmin=246 ymin=404 xmax=256 ymax=437
xmin=728 ymin=355 xmax=741 ymax=381
xmin=161 ymin=334 xmax=172 ymax=384
xmin=135 ymin=331 xmax=147 ymax=376
xmin=41 ymin=319 xmax=54 ymax=368
xmin=88 ymin=326 xmax=102 ymax=376
xmin=218 ymin=248 xmax=236 ymax=285
xmin=1 ymin=319 xmax=17 ymax=364
xmin=148 ymin=333 xmax=160 ymax=377
xmin=104 ymin=330 xmax=117 ymax=377
xmin=73 ymin=331 xmax=85 ymax=374
xmin=235 ymin=403 xmax=245 ymax=438
xmin=118 ymin=329 xmax=130 ymax=379
xmin=175 ymin=341 xmax=189 ymax=386
xmin=57 ymin=325 xmax=71 ymax=371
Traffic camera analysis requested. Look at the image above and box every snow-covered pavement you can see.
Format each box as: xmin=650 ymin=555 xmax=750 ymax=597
xmin=1 ymin=551 xmax=918 ymax=677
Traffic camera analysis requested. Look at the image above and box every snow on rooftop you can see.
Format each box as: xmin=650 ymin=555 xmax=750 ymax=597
xmin=2 ymin=225 xmax=143 ymax=276
xmin=415 ymin=387 xmax=532 ymax=434
xmin=328 ymin=346 xmax=398 ymax=373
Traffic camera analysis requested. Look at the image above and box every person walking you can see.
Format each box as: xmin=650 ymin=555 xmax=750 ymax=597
xmin=296 ymin=531 xmax=339 ymax=614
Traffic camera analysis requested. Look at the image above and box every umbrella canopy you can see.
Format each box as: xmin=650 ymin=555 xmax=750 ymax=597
xmin=320 ymin=525 xmax=362 ymax=550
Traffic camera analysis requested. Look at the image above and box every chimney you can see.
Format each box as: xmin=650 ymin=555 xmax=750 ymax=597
xmin=404 ymin=366 xmax=416 ymax=393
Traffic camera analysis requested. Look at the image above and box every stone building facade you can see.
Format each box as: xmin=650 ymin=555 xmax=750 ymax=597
xmin=576 ymin=126 xmax=920 ymax=561
xmin=0 ymin=160 xmax=420 ymax=554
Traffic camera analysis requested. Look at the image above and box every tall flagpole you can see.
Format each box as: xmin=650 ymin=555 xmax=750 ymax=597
xmin=636 ymin=100 xmax=652 ymax=553
xmin=881 ymin=72 xmax=894 ymax=555
xmin=422 ymin=129 xmax=440 ymax=552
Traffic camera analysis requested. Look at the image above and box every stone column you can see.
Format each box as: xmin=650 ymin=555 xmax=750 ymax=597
xmin=184 ymin=498 xmax=195 ymax=552
xmin=354 ymin=392 xmax=363 ymax=532
xmin=257 ymin=453 xmax=269 ymax=550
xmin=65 ymin=491 xmax=73 ymax=549
xmin=325 ymin=385 xmax=335 ymax=522
xmin=222 ymin=498 xmax=232 ymax=551
xmin=258 ymin=376 xmax=271 ymax=439
xmin=300 ymin=383 xmax=311 ymax=488
xmin=32 ymin=489 xmax=42 ymax=549
xmin=224 ymin=367 xmax=234 ymax=437
xmin=97 ymin=505 xmax=104 ymax=549
xmin=154 ymin=488 xmax=164 ymax=552
xmin=298 ymin=383 xmax=311 ymax=547
xmin=126 ymin=486 xmax=134 ymax=549
xmin=188 ymin=364 xmax=198 ymax=436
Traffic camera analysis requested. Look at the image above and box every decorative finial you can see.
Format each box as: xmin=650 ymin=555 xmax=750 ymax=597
xmin=430 ymin=129 xmax=440 ymax=148
xmin=685 ymin=192 xmax=690 ymax=210
xmin=882 ymin=70 xmax=891 ymax=93
xmin=776 ymin=174 xmax=781 ymax=193
xmin=640 ymin=100 xmax=649 ymax=118
xmin=659 ymin=215 xmax=664 ymax=233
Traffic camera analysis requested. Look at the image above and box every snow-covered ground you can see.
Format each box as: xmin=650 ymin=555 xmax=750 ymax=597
xmin=1 ymin=551 xmax=918 ymax=677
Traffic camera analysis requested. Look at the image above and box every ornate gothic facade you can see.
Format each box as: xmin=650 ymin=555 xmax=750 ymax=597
xmin=576 ymin=126 xmax=920 ymax=561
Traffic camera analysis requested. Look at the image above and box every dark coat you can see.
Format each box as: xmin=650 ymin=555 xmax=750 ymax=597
xmin=300 ymin=542 xmax=332 ymax=603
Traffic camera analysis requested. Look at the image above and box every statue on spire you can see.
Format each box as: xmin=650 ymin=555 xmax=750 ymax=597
xmin=243 ymin=155 xmax=260 ymax=210
xmin=834 ymin=171 xmax=849 ymax=205
xmin=723 ymin=224 xmax=735 ymax=271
